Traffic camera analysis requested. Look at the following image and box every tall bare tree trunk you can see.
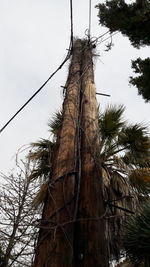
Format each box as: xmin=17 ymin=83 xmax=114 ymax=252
xmin=33 ymin=39 xmax=108 ymax=267
xmin=33 ymin=40 xmax=82 ymax=267
xmin=73 ymin=42 xmax=108 ymax=267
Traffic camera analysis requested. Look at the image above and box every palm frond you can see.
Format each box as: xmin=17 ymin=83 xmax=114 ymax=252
xmin=29 ymin=165 xmax=51 ymax=181
xmin=28 ymin=139 xmax=54 ymax=181
xmin=99 ymin=104 xmax=126 ymax=141
xmin=106 ymin=156 xmax=129 ymax=173
xmin=118 ymin=124 xmax=149 ymax=154
xmin=123 ymin=151 xmax=150 ymax=168
xmin=48 ymin=110 xmax=63 ymax=137
xmin=32 ymin=183 xmax=48 ymax=208
xmin=30 ymin=139 xmax=53 ymax=149
xmin=104 ymin=171 xmax=135 ymax=261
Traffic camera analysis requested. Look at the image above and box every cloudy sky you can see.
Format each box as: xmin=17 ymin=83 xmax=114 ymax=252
xmin=0 ymin=0 xmax=149 ymax=174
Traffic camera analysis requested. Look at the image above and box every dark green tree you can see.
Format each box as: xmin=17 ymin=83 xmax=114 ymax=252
xmin=130 ymin=58 xmax=150 ymax=102
xmin=96 ymin=0 xmax=150 ymax=102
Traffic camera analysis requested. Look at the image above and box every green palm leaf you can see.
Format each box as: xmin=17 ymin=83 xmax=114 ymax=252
xmin=118 ymin=124 xmax=149 ymax=154
xmin=28 ymin=139 xmax=54 ymax=181
xmin=48 ymin=110 xmax=63 ymax=138
xmin=99 ymin=104 xmax=125 ymax=142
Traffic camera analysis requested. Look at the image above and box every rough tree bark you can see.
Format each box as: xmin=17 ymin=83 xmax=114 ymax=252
xmin=33 ymin=40 xmax=83 ymax=267
xmin=73 ymin=42 xmax=108 ymax=267
xmin=33 ymin=39 xmax=108 ymax=267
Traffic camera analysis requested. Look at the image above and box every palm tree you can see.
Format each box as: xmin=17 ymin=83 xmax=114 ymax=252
xmin=28 ymin=111 xmax=63 ymax=181
xmin=27 ymin=111 xmax=62 ymax=207
xmin=98 ymin=104 xmax=150 ymax=200
xmin=28 ymin=105 xmax=150 ymax=261
xmin=97 ymin=105 xmax=150 ymax=260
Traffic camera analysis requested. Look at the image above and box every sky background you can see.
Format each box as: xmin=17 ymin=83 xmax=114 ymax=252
xmin=0 ymin=0 xmax=149 ymax=174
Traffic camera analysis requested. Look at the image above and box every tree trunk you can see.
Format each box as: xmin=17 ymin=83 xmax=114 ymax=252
xmin=33 ymin=40 xmax=108 ymax=267
xmin=73 ymin=42 xmax=108 ymax=267
xmin=33 ymin=40 xmax=83 ymax=267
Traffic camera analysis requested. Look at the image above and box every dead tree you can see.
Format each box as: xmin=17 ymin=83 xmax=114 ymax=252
xmin=0 ymin=160 xmax=40 ymax=267
xmin=33 ymin=39 xmax=108 ymax=267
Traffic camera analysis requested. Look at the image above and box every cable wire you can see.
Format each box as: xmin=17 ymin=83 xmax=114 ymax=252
xmin=70 ymin=0 xmax=74 ymax=48
xmin=98 ymin=31 xmax=119 ymax=45
xmin=88 ymin=0 xmax=92 ymax=39
xmin=0 ymin=0 xmax=74 ymax=134
xmin=91 ymin=30 xmax=110 ymax=44
xmin=0 ymin=54 xmax=71 ymax=134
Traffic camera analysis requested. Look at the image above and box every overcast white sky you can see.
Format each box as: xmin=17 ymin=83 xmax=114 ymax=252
xmin=0 ymin=0 xmax=149 ymax=174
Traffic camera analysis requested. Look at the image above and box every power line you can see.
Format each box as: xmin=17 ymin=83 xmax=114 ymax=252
xmin=91 ymin=30 xmax=110 ymax=44
xmin=0 ymin=54 xmax=70 ymax=134
xmin=70 ymin=0 xmax=74 ymax=48
xmin=98 ymin=31 xmax=119 ymax=45
xmin=88 ymin=0 xmax=92 ymax=39
xmin=0 ymin=0 xmax=74 ymax=134
xmin=96 ymin=92 xmax=110 ymax=97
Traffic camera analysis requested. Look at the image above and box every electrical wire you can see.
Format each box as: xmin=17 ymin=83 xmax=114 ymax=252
xmin=88 ymin=0 xmax=92 ymax=39
xmin=70 ymin=0 xmax=74 ymax=48
xmin=98 ymin=31 xmax=118 ymax=44
xmin=0 ymin=54 xmax=71 ymax=134
xmin=91 ymin=30 xmax=110 ymax=44
xmin=96 ymin=31 xmax=119 ymax=46
xmin=0 ymin=0 xmax=117 ymax=135
xmin=0 ymin=0 xmax=74 ymax=134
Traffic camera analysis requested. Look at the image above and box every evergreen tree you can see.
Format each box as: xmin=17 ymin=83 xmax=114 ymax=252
xmin=130 ymin=57 xmax=150 ymax=102
xmin=96 ymin=0 xmax=150 ymax=102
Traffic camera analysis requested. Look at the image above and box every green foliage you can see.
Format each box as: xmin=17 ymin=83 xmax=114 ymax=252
xmin=48 ymin=110 xmax=63 ymax=138
xmin=96 ymin=0 xmax=150 ymax=102
xmin=99 ymin=105 xmax=150 ymax=197
xmin=28 ymin=110 xmax=63 ymax=181
xmin=130 ymin=58 xmax=150 ymax=102
xmin=99 ymin=104 xmax=125 ymax=141
xmin=98 ymin=105 xmax=150 ymax=260
xmin=28 ymin=139 xmax=54 ymax=181
xmin=123 ymin=201 xmax=150 ymax=266
xmin=118 ymin=124 xmax=149 ymax=154
xmin=99 ymin=105 xmax=149 ymax=164
xmin=96 ymin=0 xmax=150 ymax=48
xmin=123 ymin=150 xmax=150 ymax=168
